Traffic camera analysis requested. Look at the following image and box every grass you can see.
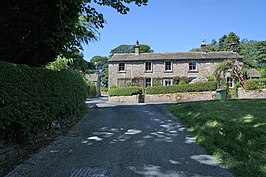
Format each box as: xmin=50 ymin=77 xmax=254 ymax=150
xmin=168 ymin=99 xmax=266 ymax=177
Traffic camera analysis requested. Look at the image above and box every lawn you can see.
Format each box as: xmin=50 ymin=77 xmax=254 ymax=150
xmin=168 ymin=99 xmax=266 ymax=177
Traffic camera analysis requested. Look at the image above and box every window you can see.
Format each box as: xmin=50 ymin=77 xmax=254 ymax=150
xmin=145 ymin=61 xmax=152 ymax=71
xmin=163 ymin=79 xmax=173 ymax=86
xmin=189 ymin=61 xmax=197 ymax=71
xmin=165 ymin=61 xmax=172 ymax=71
xmin=226 ymin=77 xmax=233 ymax=88
xmin=118 ymin=63 xmax=125 ymax=71
xmin=145 ymin=78 xmax=152 ymax=87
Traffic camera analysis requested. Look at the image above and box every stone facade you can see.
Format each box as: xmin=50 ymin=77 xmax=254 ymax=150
xmin=145 ymin=91 xmax=216 ymax=103
xmin=238 ymin=88 xmax=266 ymax=99
xmin=108 ymin=42 xmax=242 ymax=88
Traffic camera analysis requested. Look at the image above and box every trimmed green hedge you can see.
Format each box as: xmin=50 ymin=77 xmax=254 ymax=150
xmin=0 ymin=61 xmax=88 ymax=143
xmin=245 ymin=78 xmax=266 ymax=90
xmin=109 ymin=86 xmax=142 ymax=96
xmin=146 ymin=81 xmax=217 ymax=94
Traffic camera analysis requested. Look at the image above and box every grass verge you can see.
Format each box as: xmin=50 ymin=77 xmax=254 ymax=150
xmin=168 ymin=99 xmax=266 ymax=177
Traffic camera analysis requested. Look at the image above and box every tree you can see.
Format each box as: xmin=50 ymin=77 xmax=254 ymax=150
xmin=0 ymin=0 xmax=148 ymax=66
xmin=46 ymin=52 xmax=95 ymax=74
xmin=224 ymin=32 xmax=241 ymax=52
xmin=110 ymin=43 xmax=153 ymax=56
xmin=91 ymin=56 xmax=109 ymax=71
xmin=255 ymin=40 xmax=266 ymax=67
xmin=219 ymin=34 xmax=228 ymax=50
xmin=239 ymin=39 xmax=258 ymax=67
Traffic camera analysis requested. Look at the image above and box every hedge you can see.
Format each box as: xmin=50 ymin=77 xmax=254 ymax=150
xmin=109 ymin=86 xmax=142 ymax=96
xmin=146 ymin=81 xmax=217 ymax=94
xmin=85 ymin=80 xmax=97 ymax=98
xmin=0 ymin=61 xmax=88 ymax=143
xmin=245 ymin=78 xmax=266 ymax=90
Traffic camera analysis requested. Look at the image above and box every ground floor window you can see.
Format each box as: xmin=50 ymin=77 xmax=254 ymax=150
xmin=226 ymin=77 xmax=234 ymax=88
xmin=145 ymin=78 xmax=152 ymax=87
xmin=163 ymin=79 xmax=173 ymax=86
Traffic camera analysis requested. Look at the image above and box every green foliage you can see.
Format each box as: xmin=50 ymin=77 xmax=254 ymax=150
xmin=224 ymin=32 xmax=241 ymax=52
xmin=109 ymin=87 xmax=142 ymax=96
xmin=0 ymin=61 xmax=88 ymax=143
xmin=47 ymin=54 xmax=94 ymax=74
xmin=110 ymin=43 xmax=153 ymax=56
xmin=168 ymin=99 xmax=266 ymax=177
xmin=100 ymin=87 xmax=108 ymax=92
xmin=245 ymin=78 xmax=266 ymax=90
xmin=146 ymin=82 xmax=217 ymax=94
xmin=178 ymin=80 xmax=186 ymax=85
xmin=173 ymin=76 xmax=190 ymax=85
xmin=256 ymin=41 xmax=266 ymax=67
xmin=90 ymin=56 xmax=109 ymax=86
xmin=85 ymin=80 xmax=97 ymax=98
xmin=0 ymin=0 xmax=148 ymax=66
xmin=152 ymin=78 xmax=162 ymax=86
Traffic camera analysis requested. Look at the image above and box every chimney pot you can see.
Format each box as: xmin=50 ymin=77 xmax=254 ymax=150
xmin=135 ymin=40 xmax=140 ymax=55
xmin=200 ymin=40 xmax=207 ymax=52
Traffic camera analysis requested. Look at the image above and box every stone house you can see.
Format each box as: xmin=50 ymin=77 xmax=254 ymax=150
xmin=108 ymin=41 xmax=242 ymax=88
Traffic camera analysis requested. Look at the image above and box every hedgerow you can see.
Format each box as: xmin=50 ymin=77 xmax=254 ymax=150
xmin=245 ymin=78 xmax=266 ymax=90
xmin=0 ymin=61 xmax=88 ymax=143
xmin=109 ymin=86 xmax=142 ymax=96
xmin=146 ymin=81 xmax=217 ymax=94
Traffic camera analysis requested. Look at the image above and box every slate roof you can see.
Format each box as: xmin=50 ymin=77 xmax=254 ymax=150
xmin=247 ymin=69 xmax=261 ymax=78
xmin=109 ymin=52 xmax=241 ymax=62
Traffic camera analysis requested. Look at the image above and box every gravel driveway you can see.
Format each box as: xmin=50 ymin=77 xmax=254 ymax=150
xmin=6 ymin=101 xmax=233 ymax=177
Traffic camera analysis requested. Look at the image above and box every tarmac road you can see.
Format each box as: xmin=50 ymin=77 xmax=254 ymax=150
xmin=6 ymin=101 xmax=233 ymax=177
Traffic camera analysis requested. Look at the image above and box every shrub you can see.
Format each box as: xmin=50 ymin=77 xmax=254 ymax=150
xmin=146 ymin=81 xmax=217 ymax=94
xmin=101 ymin=87 xmax=108 ymax=92
xmin=85 ymin=80 xmax=97 ymax=98
xmin=178 ymin=80 xmax=186 ymax=85
xmin=109 ymin=86 xmax=142 ymax=96
xmin=245 ymin=78 xmax=266 ymax=90
xmin=0 ymin=61 xmax=88 ymax=143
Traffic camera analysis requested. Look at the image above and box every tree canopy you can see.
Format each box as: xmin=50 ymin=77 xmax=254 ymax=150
xmin=110 ymin=43 xmax=153 ymax=56
xmin=0 ymin=0 xmax=148 ymax=66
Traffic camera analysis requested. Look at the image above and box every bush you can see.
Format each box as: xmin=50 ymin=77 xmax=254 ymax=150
xmin=0 ymin=61 xmax=88 ymax=143
xmin=178 ymin=80 xmax=186 ymax=85
xmin=101 ymin=87 xmax=108 ymax=92
xmin=85 ymin=80 xmax=97 ymax=98
xmin=146 ymin=81 xmax=217 ymax=94
xmin=245 ymin=78 xmax=266 ymax=90
xmin=109 ymin=86 xmax=142 ymax=96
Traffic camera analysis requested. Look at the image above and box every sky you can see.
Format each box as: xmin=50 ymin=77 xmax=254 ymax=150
xmin=82 ymin=0 xmax=266 ymax=61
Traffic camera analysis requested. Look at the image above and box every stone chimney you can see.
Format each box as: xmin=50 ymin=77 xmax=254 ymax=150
xmin=134 ymin=40 xmax=140 ymax=55
xmin=230 ymin=42 xmax=237 ymax=52
xmin=200 ymin=40 xmax=207 ymax=52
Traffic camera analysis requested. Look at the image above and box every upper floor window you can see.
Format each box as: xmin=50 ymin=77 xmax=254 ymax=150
xmin=145 ymin=61 xmax=152 ymax=71
xmin=189 ymin=61 xmax=197 ymax=71
xmin=165 ymin=61 xmax=172 ymax=71
xmin=118 ymin=62 xmax=125 ymax=71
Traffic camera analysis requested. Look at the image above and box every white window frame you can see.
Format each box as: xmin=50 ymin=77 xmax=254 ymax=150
xmin=163 ymin=79 xmax=173 ymax=86
xmin=165 ymin=61 xmax=172 ymax=71
xmin=145 ymin=61 xmax=152 ymax=72
xmin=189 ymin=61 xmax=197 ymax=71
xmin=145 ymin=78 xmax=152 ymax=87
xmin=118 ymin=62 xmax=125 ymax=72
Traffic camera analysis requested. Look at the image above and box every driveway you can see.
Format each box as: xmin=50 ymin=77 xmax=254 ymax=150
xmin=6 ymin=99 xmax=233 ymax=177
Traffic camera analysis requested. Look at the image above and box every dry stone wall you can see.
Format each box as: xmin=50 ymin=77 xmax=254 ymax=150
xmin=238 ymin=88 xmax=266 ymax=99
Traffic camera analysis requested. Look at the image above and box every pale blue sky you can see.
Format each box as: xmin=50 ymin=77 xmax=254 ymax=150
xmin=83 ymin=0 xmax=266 ymax=61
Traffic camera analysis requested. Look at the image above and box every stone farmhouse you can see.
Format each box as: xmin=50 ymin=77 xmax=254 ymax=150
xmin=108 ymin=41 xmax=242 ymax=88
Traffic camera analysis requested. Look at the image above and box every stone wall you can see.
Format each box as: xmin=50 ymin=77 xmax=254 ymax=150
xmin=108 ymin=95 xmax=141 ymax=103
xmin=145 ymin=91 xmax=216 ymax=103
xmin=238 ymin=88 xmax=266 ymax=99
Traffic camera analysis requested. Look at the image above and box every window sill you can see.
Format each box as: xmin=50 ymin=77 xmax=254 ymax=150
xmin=145 ymin=71 xmax=153 ymax=73
xmin=188 ymin=70 xmax=199 ymax=73
xmin=164 ymin=70 xmax=173 ymax=73
xmin=118 ymin=71 xmax=126 ymax=73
